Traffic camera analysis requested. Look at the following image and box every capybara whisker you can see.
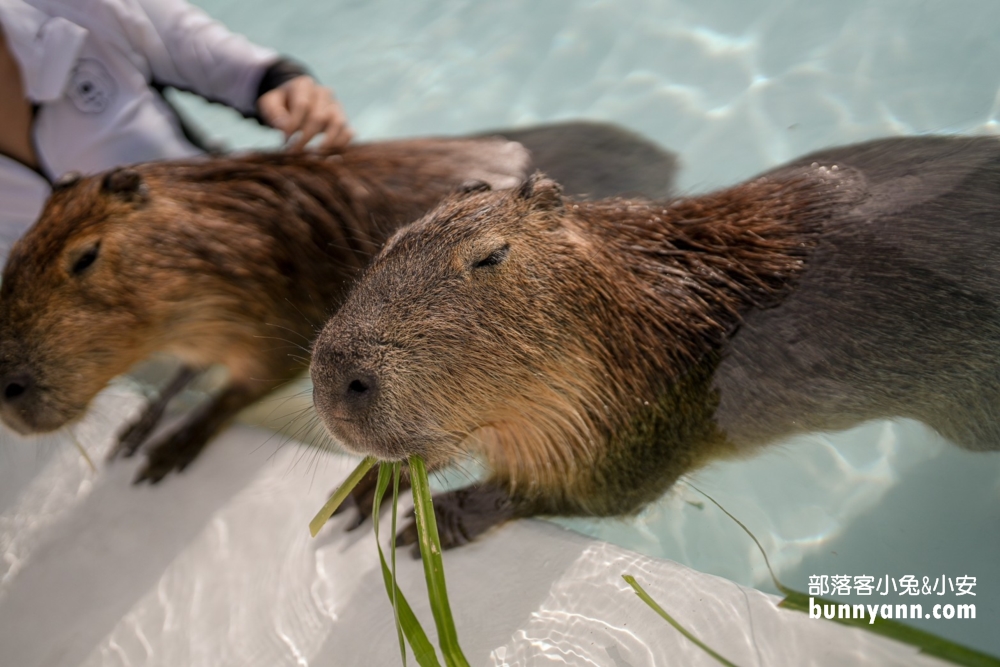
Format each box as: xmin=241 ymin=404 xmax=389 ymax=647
xmin=262 ymin=323 xmax=315 ymax=345
xmin=283 ymin=296 xmax=320 ymax=329
xmin=251 ymin=336 xmax=313 ymax=354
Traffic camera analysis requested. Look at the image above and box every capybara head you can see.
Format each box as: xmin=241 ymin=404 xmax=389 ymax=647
xmin=0 ymin=164 xmax=266 ymax=434
xmin=0 ymin=170 xmax=168 ymax=433
xmin=311 ymin=174 xmax=635 ymax=478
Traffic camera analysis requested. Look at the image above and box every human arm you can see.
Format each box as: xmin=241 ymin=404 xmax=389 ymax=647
xmin=131 ymin=0 xmax=351 ymax=148
xmin=257 ymin=69 xmax=353 ymax=150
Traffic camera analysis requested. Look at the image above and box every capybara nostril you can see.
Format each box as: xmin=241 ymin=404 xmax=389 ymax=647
xmin=2 ymin=374 xmax=32 ymax=404
xmin=311 ymin=360 xmax=381 ymax=432
xmin=344 ymin=373 xmax=379 ymax=411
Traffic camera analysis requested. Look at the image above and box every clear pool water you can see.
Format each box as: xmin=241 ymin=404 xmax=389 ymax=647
xmin=168 ymin=0 xmax=1000 ymax=655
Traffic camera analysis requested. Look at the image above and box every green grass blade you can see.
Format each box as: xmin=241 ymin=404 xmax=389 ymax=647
xmin=373 ymin=463 xmax=442 ymax=667
xmin=309 ymin=456 xmax=377 ymax=537
xmin=374 ymin=465 xmax=407 ymax=665
xmin=409 ymin=456 xmax=470 ymax=667
xmin=622 ymin=574 xmax=740 ymax=667
xmin=391 ymin=463 xmax=405 ymax=664
xmin=691 ymin=485 xmax=1000 ymax=667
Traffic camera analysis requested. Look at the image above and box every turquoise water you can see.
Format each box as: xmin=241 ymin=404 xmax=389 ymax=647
xmin=176 ymin=0 xmax=1000 ymax=655
xmin=182 ymin=0 xmax=1000 ymax=190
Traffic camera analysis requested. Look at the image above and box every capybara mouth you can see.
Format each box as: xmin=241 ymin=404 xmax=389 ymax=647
xmin=0 ymin=405 xmax=75 ymax=435
xmin=0 ymin=358 xmax=91 ymax=434
xmin=312 ymin=392 xmax=438 ymax=462
xmin=0 ymin=380 xmax=86 ymax=435
xmin=319 ymin=415 xmax=430 ymax=462
xmin=310 ymin=355 xmax=431 ymax=461
xmin=0 ymin=411 xmax=34 ymax=435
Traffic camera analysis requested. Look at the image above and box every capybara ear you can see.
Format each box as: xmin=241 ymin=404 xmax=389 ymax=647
xmin=53 ymin=171 xmax=82 ymax=190
xmin=458 ymin=179 xmax=492 ymax=195
xmin=517 ymin=172 xmax=563 ymax=211
xmin=102 ymin=168 xmax=148 ymax=202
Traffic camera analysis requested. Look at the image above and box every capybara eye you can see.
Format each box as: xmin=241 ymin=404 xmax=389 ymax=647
xmin=71 ymin=243 xmax=100 ymax=276
xmin=473 ymin=244 xmax=510 ymax=269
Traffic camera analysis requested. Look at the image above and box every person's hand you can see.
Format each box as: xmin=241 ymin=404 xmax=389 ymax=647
xmin=257 ymin=76 xmax=352 ymax=151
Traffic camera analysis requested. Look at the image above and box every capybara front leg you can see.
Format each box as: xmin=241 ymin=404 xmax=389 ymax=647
xmin=133 ymin=382 xmax=260 ymax=484
xmin=109 ymin=365 xmax=201 ymax=461
xmin=395 ymin=482 xmax=517 ymax=557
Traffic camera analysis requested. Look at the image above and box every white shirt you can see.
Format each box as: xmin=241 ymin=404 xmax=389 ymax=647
xmin=0 ymin=0 xmax=279 ymax=259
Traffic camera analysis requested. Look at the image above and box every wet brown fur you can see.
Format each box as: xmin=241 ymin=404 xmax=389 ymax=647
xmin=313 ymin=170 xmax=842 ymax=518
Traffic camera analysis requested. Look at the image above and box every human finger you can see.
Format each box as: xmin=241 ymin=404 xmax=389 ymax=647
xmin=281 ymin=78 xmax=314 ymax=148
xmin=257 ymin=87 xmax=292 ymax=136
xmin=318 ymin=98 xmax=354 ymax=150
xmin=288 ymin=85 xmax=335 ymax=150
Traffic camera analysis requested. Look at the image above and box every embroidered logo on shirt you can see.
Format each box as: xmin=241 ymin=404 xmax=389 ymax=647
xmin=67 ymin=59 xmax=118 ymax=114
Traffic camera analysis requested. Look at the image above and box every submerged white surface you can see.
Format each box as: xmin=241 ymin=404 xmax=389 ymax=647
xmin=0 ymin=402 xmax=957 ymax=666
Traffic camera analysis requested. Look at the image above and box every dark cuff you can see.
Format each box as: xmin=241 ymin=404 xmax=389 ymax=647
xmin=256 ymin=57 xmax=310 ymax=99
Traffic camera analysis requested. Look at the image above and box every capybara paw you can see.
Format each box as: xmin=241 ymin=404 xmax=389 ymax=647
xmin=109 ymin=366 xmax=198 ymax=463
xmin=108 ymin=409 xmax=161 ymax=461
xmin=395 ymin=483 xmax=516 ymax=558
xmin=132 ymin=425 xmax=209 ymax=485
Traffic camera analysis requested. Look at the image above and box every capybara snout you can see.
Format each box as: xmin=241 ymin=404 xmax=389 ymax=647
xmin=312 ymin=318 xmax=457 ymax=462
xmin=310 ymin=332 xmax=402 ymax=459
xmin=0 ymin=368 xmax=35 ymax=434
xmin=310 ymin=337 xmax=381 ymax=426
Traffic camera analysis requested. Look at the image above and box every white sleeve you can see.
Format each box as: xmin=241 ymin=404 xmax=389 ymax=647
xmin=129 ymin=0 xmax=280 ymax=115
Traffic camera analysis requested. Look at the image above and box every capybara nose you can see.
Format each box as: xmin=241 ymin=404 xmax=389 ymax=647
xmin=343 ymin=372 xmax=379 ymax=413
xmin=1 ymin=373 xmax=33 ymax=406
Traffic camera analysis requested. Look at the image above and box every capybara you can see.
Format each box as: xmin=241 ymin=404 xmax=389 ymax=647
xmin=0 ymin=122 xmax=678 ymax=482
xmin=311 ymin=135 xmax=1000 ymax=549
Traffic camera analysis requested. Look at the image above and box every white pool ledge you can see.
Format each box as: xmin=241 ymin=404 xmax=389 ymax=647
xmin=0 ymin=408 xmax=951 ymax=666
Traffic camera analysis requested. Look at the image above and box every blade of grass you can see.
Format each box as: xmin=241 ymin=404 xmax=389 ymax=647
xmin=691 ymin=485 xmax=1000 ymax=667
xmin=374 ymin=465 xmax=407 ymax=665
xmin=391 ymin=463 xmax=404 ymax=663
xmin=622 ymin=574 xmax=739 ymax=667
xmin=409 ymin=456 xmax=470 ymax=667
xmin=373 ymin=463 xmax=441 ymax=667
xmin=309 ymin=456 xmax=377 ymax=537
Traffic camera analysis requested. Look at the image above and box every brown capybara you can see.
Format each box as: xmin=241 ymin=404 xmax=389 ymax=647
xmin=311 ymin=135 xmax=1000 ymax=550
xmin=0 ymin=122 xmax=678 ymax=483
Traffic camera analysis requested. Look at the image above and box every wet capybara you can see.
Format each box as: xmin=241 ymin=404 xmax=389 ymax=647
xmin=311 ymin=135 xmax=1000 ymax=549
xmin=0 ymin=122 xmax=678 ymax=482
